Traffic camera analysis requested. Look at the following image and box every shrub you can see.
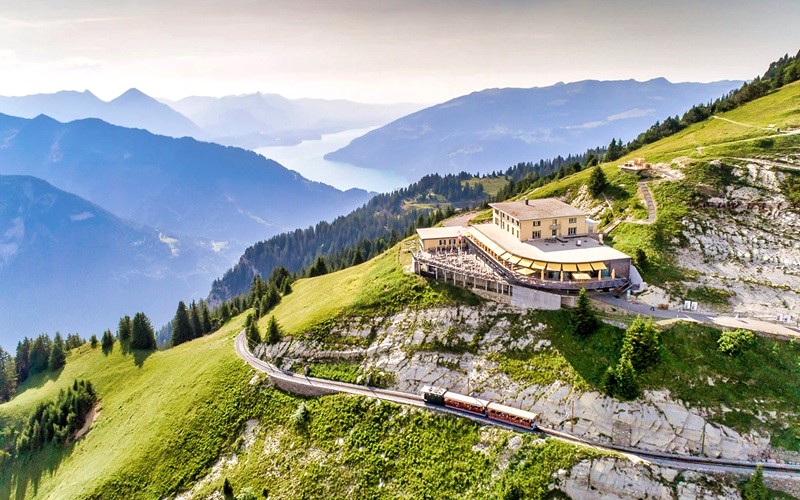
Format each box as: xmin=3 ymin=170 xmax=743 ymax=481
xmin=718 ymin=329 xmax=756 ymax=356
xmin=602 ymin=357 xmax=639 ymax=400
xmin=742 ymin=465 xmax=768 ymax=500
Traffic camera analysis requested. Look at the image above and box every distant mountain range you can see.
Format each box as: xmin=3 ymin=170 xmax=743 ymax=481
xmin=0 ymin=113 xmax=372 ymax=255
xmin=0 ymin=89 xmax=422 ymax=149
xmin=0 ymin=175 xmax=228 ymax=346
xmin=165 ymin=93 xmax=423 ymax=148
xmin=324 ymin=78 xmax=744 ymax=177
xmin=0 ymin=89 xmax=201 ymax=139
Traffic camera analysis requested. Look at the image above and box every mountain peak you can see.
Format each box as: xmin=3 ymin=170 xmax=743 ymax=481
xmin=112 ymin=88 xmax=151 ymax=103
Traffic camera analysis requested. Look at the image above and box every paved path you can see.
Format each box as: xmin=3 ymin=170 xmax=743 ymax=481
xmin=596 ymin=295 xmax=800 ymax=340
xmin=637 ymin=181 xmax=657 ymax=223
xmin=235 ymin=331 xmax=800 ymax=477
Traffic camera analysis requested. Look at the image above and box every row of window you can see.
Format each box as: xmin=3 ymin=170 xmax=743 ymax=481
xmin=437 ymin=239 xmax=459 ymax=245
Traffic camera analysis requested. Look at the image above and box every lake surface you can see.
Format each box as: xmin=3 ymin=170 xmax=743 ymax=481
xmin=255 ymin=127 xmax=409 ymax=193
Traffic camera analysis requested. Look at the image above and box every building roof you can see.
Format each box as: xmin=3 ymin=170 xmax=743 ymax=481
xmin=490 ymin=199 xmax=587 ymax=220
xmin=469 ymin=223 xmax=630 ymax=264
xmin=416 ymin=226 xmax=465 ymax=240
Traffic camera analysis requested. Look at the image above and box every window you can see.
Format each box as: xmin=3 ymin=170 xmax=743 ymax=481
xmin=568 ymin=227 xmax=577 ymax=236
xmin=551 ymin=229 xmax=557 ymax=236
xmin=439 ymin=239 xmax=443 ymax=245
xmin=569 ymin=217 xmax=577 ymax=224
xmin=533 ymin=220 xmax=541 ymax=227
xmin=532 ymin=230 xmax=541 ymax=239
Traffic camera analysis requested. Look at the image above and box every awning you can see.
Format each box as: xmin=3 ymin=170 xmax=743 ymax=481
xmin=590 ymin=262 xmax=607 ymax=271
xmin=531 ymin=261 xmax=547 ymax=270
xmin=573 ymin=272 xmax=592 ymax=280
xmin=562 ymin=263 xmax=578 ymax=272
xmin=499 ymin=252 xmax=512 ymax=261
xmin=546 ymin=262 xmax=562 ymax=271
xmin=577 ymin=263 xmax=593 ymax=272
xmin=517 ymin=268 xmax=536 ymax=276
xmin=518 ymin=258 xmax=534 ymax=268
xmin=507 ymin=255 xmax=522 ymax=265
xmin=468 ymin=228 xmax=505 ymax=256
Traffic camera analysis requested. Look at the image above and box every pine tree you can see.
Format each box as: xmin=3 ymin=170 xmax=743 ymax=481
xmin=49 ymin=332 xmax=66 ymax=371
xmin=351 ymin=247 xmax=364 ymax=266
xmin=620 ymin=316 xmax=661 ymax=371
xmin=0 ymin=347 xmax=16 ymax=402
xmin=572 ymin=288 xmax=598 ymax=338
xmin=200 ymin=300 xmax=213 ymax=334
xmin=190 ymin=301 xmax=202 ymax=339
xmin=587 ymin=165 xmax=608 ymax=198
xmin=29 ymin=335 xmax=52 ymax=374
xmin=131 ymin=312 xmax=157 ymax=350
xmin=266 ymin=316 xmax=282 ymax=345
xmin=90 ymin=334 xmax=98 ymax=348
xmin=118 ymin=315 xmax=132 ymax=344
xmin=614 ymin=357 xmax=639 ymax=400
xmin=743 ymin=465 xmax=768 ymax=500
xmin=245 ymin=314 xmax=261 ymax=349
xmin=171 ymin=301 xmax=193 ymax=347
xmin=602 ymin=138 xmax=623 ymax=162
xmin=281 ymin=279 xmax=292 ymax=296
xmin=15 ymin=338 xmax=31 ymax=384
xmin=101 ymin=329 xmax=114 ymax=351
xmin=308 ymin=257 xmax=328 ymax=277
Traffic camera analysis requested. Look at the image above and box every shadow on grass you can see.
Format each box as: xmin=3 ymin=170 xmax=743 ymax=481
xmin=521 ymin=310 xmax=624 ymax=389
xmin=132 ymin=348 xmax=153 ymax=368
xmin=12 ymin=366 xmax=64 ymax=398
xmin=0 ymin=442 xmax=76 ymax=500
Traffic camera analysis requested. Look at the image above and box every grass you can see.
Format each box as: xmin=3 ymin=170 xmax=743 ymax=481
xmin=0 ymin=311 xmax=598 ymax=499
xmin=260 ymin=240 xmax=480 ymax=343
xmin=480 ymin=310 xmax=800 ymax=450
xmin=0 ymin=313 xmax=257 ymax=499
xmin=187 ymin=392 xmax=601 ymax=499
xmin=463 ymin=176 xmax=508 ymax=197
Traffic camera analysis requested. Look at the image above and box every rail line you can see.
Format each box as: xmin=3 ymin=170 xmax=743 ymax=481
xmin=235 ymin=332 xmax=800 ymax=478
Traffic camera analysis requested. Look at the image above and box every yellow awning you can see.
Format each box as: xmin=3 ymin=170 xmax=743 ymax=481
xmin=562 ymin=263 xmax=578 ymax=272
xmin=517 ymin=268 xmax=536 ymax=276
xmin=590 ymin=262 xmax=607 ymax=271
xmin=507 ymin=255 xmax=522 ymax=265
xmin=573 ymin=272 xmax=592 ymax=280
xmin=577 ymin=263 xmax=593 ymax=272
xmin=546 ymin=262 xmax=562 ymax=271
xmin=531 ymin=261 xmax=547 ymax=270
xmin=499 ymin=252 xmax=512 ymax=261
xmin=518 ymin=258 xmax=534 ymax=268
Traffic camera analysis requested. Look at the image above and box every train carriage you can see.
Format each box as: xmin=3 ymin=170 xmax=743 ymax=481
xmin=486 ymin=402 xmax=538 ymax=429
xmin=442 ymin=391 xmax=489 ymax=416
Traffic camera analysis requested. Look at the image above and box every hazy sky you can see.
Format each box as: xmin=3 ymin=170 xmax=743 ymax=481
xmin=0 ymin=0 xmax=798 ymax=103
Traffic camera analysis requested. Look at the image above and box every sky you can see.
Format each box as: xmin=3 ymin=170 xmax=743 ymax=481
xmin=0 ymin=0 xmax=798 ymax=103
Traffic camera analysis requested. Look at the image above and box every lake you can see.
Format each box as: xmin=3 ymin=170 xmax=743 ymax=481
xmin=255 ymin=127 xmax=409 ymax=193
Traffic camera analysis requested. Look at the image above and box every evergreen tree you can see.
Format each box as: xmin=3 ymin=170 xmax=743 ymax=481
xmin=351 ymin=246 xmax=364 ymax=266
xmin=200 ymin=301 xmax=213 ymax=334
xmin=15 ymin=338 xmax=31 ymax=384
xmin=281 ymin=279 xmax=292 ymax=296
xmin=245 ymin=314 xmax=261 ymax=349
xmin=171 ymin=301 xmax=193 ymax=347
xmin=90 ymin=334 xmax=98 ymax=348
xmin=587 ymin=165 xmax=608 ymax=198
xmin=266 ymin=316 xmax=282 ymax=345
xmin=613 ymin=357 xmax=639 ymax=400
xmin=101 ymin=329 xmax=114 ymax=351
xmin=620 ymin=316 xmax=661 ymax=371
xmin=308 ymin=257 xmax=328 ymax=277
xmin=49 ymin=332 xmax=66 ymax=371
xmin=190 ymin=301 xmax=202 ymax=339
xmin=118 ymin=315 xmax=132 ymax=344
xmin=0 ymin=347 xmax=16 ymax=402
xmin=602 ymin=138 xmax=623 ymax=162
xmin=584 ymin=153 xmax=599 ymax=168
xmin=222 ymin=478 xmax=234 ymax=500
xmin=29 ymin=335 xmax=52 ymax=374
xmin=131 ymin=312 xmax=157 ymax=350
xmin=742 ymin=465 xmax=768 ymax=500
xmin=572 ymin=288 xmax=598 ymax=338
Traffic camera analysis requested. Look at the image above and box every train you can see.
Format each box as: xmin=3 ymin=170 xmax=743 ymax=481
xmin=421 ymin=386 xmax=538 ymax=430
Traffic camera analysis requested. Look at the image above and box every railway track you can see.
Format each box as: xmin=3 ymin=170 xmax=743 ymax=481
xmin=235 ymin=332 xmax=800 ymax=478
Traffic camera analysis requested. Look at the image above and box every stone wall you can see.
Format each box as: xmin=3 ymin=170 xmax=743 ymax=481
xmin=510 ymin=285 xmax=561 ymax=310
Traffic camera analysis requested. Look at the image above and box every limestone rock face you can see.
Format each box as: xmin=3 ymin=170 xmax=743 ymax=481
xmin=262 ymin=304 xmax=773 ymax=461
xmin=549 ymin=458 xmax=741 ymax=499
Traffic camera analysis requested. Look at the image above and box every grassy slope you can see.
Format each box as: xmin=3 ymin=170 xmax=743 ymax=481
xmin=259 ymin=240 xmax=479 ymax=338
xmin=0 ymin=257 xmax=600 ymax=499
